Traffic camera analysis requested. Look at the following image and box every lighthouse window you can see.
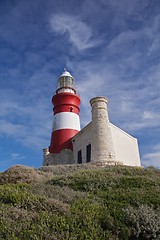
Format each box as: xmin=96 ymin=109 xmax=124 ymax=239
xmin=58 ymin=76 xmax=75 ymax=89
xmin=86 ymin=144 xmax=91 ymax=162
xmin=77 ymin=150 xmax=82 ymax=164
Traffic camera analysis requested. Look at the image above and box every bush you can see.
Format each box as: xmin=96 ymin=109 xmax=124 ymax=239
xmin=125 ymin=205 xmax=160 ymax=239
xmin=0 ymin=165 xmax=160 ymax=239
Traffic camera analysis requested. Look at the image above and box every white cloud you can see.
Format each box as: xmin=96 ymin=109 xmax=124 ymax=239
xmin=108 ymin=30 xmax=137 ymax=51
xmin=0 ymin=88 xmax=52 ymax=150
xmin=148 ymin=38 xmax=160 ymax=56
xmin=11 ymin=153 xmax=26 ymax=161
xmin=0 ymin=1 xmax=160 ymax=169
xmin=50 ymin=14 xmax=101 ymax=51
xmin=143 ymin=111 xmax=156 ymax=120
xmin=0 ymin=153 xmax=27 ymax=172
xmin=107 ymin=0 xmax=147 ymax=15
xmin=154 ymin=144 xmax=160 ymax=151
xmin=67 ymin=52 xmax=160 ymax=133
xmin=0 ymin=120 xmax=28 ymax=137
xmin=107 ymin=13 xmax=160 ymax=59
xmin=142 ymin=149 xmax=160 ymax=168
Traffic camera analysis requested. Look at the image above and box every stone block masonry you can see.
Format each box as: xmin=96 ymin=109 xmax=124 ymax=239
xmin=90 ymin=96 xmax=116 ymax=163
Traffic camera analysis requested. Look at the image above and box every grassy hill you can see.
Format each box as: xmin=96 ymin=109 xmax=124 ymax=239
xmin=0 ymin=164 xmax=160 ymax=240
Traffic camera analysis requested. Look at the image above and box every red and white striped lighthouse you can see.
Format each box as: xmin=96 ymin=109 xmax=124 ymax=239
xmin=49 ymin=69 xmax=81 ymax=153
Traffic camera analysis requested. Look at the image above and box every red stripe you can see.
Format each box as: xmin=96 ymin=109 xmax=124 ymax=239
xmin=49 ymin=129 xmax=79 ymax=153
xmin=52 ymin=93 xmax=80 ymax=114
xmin=54 ymin=104 xmax=79 ymax=114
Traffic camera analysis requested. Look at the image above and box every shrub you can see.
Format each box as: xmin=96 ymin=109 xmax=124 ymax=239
xmin=125 ymin=205 xmax=160 ymax=240
xmin=0 ymin=165 xmax=160 ymax=239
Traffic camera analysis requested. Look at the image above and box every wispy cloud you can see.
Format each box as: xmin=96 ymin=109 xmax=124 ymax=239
xmin=142 ymin=144 xmax=160 ymax=169
xmin=67 ymin=50 xmax=160 ymax=132
xmin=11 ymin=153 xmax=26 ymax=161
xmin=0 ymin=150 xmax=26 ymax=172
xmin=107 ymin=13 xmax=160 ymax=59
xmin=0 ymin=87 xmax=52 ymax=150
xmin=50 ymin=14 xmax=102 ymax=51
xmin=0 ymin=0 xmax=160 ymax=169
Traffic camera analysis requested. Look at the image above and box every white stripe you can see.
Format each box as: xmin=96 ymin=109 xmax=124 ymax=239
xmin=57 ymin=88 xmax=75 ymax=94
xmin=52 ymin=112 xmax=80 ymax=131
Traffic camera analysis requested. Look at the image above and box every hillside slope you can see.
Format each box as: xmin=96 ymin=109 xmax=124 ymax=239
xmin=0 ymin=164 xmax=160 ymax=240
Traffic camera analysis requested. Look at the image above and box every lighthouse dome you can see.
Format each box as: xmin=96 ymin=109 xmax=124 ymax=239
xmin=59 ymin=68 xmax=74 ymax=79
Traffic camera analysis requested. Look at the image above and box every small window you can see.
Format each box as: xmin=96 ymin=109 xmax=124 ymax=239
xmin=70 ymin=107 xmax=73 ymax=112
xmin=78 ymin=150 xmax=82 ymax=164
xmin=86 ymin=144 xmax=91 ymax=162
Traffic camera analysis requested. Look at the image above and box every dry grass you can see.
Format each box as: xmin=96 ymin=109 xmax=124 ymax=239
xmin=0 ymin=164 xmax=160 ymax=239
xmin=0 ymin=165 xmax=52 ymax=184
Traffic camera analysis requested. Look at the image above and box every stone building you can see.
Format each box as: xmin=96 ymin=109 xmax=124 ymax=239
xmin=43 ymin=70 xmax=141 ymax=167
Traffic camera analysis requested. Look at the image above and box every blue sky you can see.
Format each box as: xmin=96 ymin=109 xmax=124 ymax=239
xmin=0 ymin=0 xmax=160 ymax=171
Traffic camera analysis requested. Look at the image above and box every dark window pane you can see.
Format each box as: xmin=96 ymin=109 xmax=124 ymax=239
xmin=86 ymin=144 xmax=91 ymax=162
xmin=78 ymin=150 xmax=82 ymax=164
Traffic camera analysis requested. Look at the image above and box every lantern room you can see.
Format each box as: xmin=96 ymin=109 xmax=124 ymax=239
xmin=56 ymin=68 xmax=76 ymax=94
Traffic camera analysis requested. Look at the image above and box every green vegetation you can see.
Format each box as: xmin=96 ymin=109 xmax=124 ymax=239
xmin=0 ymin=165 xmax=160 ymax=239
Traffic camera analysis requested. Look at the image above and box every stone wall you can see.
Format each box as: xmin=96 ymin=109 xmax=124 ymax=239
xmin=72 ymin=123 xmax=92 ymax=163
xmin=90 ymin=96 xmax=116 ymax=163
xmin=43 ymin=148 xmax=74 ymax=165
xmin=110 ymin=123 xmax=141 ymax=166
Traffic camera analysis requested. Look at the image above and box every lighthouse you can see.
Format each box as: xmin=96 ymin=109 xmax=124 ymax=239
xmin=43 ymin=69 xmax=140 ymax=167
xmin=49 ymin=69 xmax=81 ymax=154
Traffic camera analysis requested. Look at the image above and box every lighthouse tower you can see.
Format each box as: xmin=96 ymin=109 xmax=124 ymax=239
xmin=49 ymin=69 xmax=81 ymax=154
